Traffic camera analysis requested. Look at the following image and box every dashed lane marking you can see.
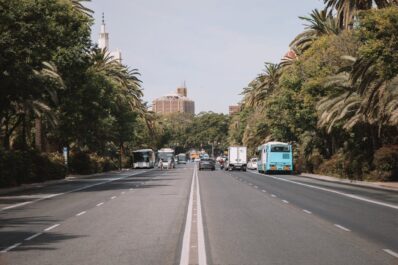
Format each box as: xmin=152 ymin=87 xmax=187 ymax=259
xmin=303 ymin=209 xmax=312 ymax=214
xmin=76 ymin=211 xmax=86 ymax=216
xmin=247 ymin=171 xmax=398 ymax=210
xmin=96 ymin=202 xmax=104 ymax=207
xmin=44 ymin=224 xmax=60 ymax=232
xmin=0 ymin=243 xmax=21 ymax=253
xmin=1 ymin=169 xmax=153 ymax=212
xmin=383 ymin=249 xmax=398 ymax=258
xmin=334 ymin=224 xmax=351 ymax=232
xmin=25 ymin=232 xmax=43 ymax=241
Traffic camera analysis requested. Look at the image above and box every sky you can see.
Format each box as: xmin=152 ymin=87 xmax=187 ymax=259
xmin=86 ymin=0 xmax=324 ymax=114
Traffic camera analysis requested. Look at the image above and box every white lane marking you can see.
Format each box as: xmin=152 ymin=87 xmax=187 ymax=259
xmin=196 ymin=165 xmax=207 ymax=265
xmin=25 ymin=232 xmax=43 ymax=241
xmin=111 ymin=196 xmax=116 ymax=200
xmin=1 ymin=169 xmax=153 ymax=212
xmin=383 ymin=249 xmax=398 ymax=258
xmin=76 ymin=211 xmax=86 ymax=216
xmin=271 ymin=194 xmax=277 ymax=198
xmin=303 ymin=209 xmax=312 ymax=214
xmin=254 ymin=185 xmax=258 ymax=189
xmin=0 ymin=243 xmax=21 ymax=253
xmin=282 ymin=200 xmax=289 ymax=204
xmin=129 ymin=188 xmax=133 ymax=191
xmin=179 ymin=165 xmax=195 ymax=265
xmin=334 ymin=224 xmax=351 ymax=232
xmin=262 ymin=190 xmax=267 ymax=193
xmin=96 ymin=202 xmax=104 ymax=207
xmin=248 ymin=171 xmax=398 ymax=210
xmin=121 ymin=191 xmax=125 ymax=194
xmin=44 ymin=224 xmax=60 ymax=231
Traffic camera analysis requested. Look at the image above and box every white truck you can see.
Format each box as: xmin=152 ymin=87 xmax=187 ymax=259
xmin=225 ymin=146 xmax=247 ymax=171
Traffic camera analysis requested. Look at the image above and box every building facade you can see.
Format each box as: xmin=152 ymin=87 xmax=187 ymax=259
xmin=229 ymin=105 xmax=240 ymax=115
xmin=152 ymin=86 xmax=195 ymax=115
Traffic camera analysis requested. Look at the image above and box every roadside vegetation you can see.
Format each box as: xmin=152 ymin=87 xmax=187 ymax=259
xmin=231 ymin=1 xmax=398 ymax=181
xmin=1 ymin=0 xmax=397 ymax=187
xmin=0 ymin=0 xmax=154 ymax=186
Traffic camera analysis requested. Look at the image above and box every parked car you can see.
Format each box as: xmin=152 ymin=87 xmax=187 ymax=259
xmin=247 ymin=158 xmax=258 ymax=170
xmin=199 ymin=158 xmax=215 ymax=171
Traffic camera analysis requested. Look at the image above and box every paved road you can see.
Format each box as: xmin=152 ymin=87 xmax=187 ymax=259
xmin=0 ymin=164 xmax=397 ymax=265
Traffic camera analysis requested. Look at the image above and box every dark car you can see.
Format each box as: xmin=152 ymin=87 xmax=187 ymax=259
xmin=199 ymin=158 xmax=215 ymax=171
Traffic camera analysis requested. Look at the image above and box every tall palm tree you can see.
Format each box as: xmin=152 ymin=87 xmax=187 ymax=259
xmin=89 ymin=48 xmax=143 ymax=110
xmin=323 ymin=0 xmax=397 ymax=29
xmin=317 ymin=57 xmax=398 ymax=136
xmin=70 ymin=0 xmax=93 ymax=18
xmin=290 ymin=9 xmax=340 ymax=54
xmin=243 ymin=63 xmax=281 ymax=108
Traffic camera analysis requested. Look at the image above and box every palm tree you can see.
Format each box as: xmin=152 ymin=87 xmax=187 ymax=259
xmin=243 ymin=63 xmax=281 ymax=108
xmin=290 ymin=9 xmax=340 ymax=54
xmin=323 ymin=0 xmax=397 ymax=29
xmin=89 ymin=48 xmax=143 ymax=110
xmin=317 ymin=56 xmax=398 ymax=137
xmin=70 ymin=0 xmax=93 ymax=18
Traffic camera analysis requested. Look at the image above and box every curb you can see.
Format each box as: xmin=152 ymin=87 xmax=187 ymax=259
xmin=300 ymin=173 xmax=398 ymax=192
xmin=0 ymin=169 xmax=130 ymax=196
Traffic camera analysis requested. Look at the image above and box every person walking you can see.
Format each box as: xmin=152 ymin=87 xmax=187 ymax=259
xmin=158 ymin=159 xmax=164 ymax=171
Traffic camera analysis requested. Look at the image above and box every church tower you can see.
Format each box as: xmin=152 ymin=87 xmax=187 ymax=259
xmin=98 ymin=13 xmax=109 ymax=50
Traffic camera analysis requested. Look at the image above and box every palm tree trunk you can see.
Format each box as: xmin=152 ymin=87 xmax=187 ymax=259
xmin=35 ymin=117 xmax=42 ymax=152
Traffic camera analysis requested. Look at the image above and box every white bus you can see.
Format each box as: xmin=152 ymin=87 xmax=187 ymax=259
xmin=132 ymin=149 xmax=155 ymax=169
xmin=158 ymin=148 xmax=175 ymax=169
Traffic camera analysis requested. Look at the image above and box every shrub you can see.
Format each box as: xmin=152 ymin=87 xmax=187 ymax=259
xmin=70 ymin=151 xmax=92 ymax=174
xmin=0 ymin=149 xmax=67 ymax=188
xmin=372 ymin=145 xmax=398 ymax=181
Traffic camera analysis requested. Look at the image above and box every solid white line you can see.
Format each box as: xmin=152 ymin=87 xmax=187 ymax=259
xmin=334 ymin=224 xmax=351 ymax=232
xmin=76 ymin=211 xmax=86 ymax=216
xmin=196 ymin=165 xmax=207 ymax=265
xmin=303 ymin=209 xmax=312 ymax=214
xmin=282 ymin=200 xmax=289 ymax=204
xmin=44 ymin=224 xmax=60 ymax=231
xmin=248 ymin=171 xmax=398 ymax=210
xmin=1 ymin=169 xmax=153 ymax=212
xmin=96 ymin=202 xmax=104 ymax=207
xmin=111 ymin=196 xmax=116 ymax=200
xmin=179 ymin=165 xmax=196 ymax=265
xmin=25 ymin=232 xmax=43 ymax=241
xmin=383 ymin=249 xmax=398 ymax=258
xmin=1 ymin=243 xmax=21 ymax=253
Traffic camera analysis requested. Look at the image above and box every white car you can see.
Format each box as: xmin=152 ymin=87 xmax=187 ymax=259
xmin=247 ymin=158 xmax=258 ymax=170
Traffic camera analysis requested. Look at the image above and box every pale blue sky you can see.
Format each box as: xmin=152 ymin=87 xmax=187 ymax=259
xmin=86 ymin=0 xmax=324 ymax=114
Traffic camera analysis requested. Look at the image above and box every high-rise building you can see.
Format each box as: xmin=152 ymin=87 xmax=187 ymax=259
xmin=98 ymin=13 xmax=122 ymax=62
xmin=152 ymin=85 xmax=195 ymax=115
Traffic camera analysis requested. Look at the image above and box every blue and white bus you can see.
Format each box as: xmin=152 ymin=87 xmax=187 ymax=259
xmin=132 ymin=149 xmax=155 ymax=169
xmin=256 ymin=142 xmax=293 ymax=174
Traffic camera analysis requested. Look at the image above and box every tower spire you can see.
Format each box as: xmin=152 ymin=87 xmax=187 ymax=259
xmin=98 ymin=12 xmax=109 ymax=50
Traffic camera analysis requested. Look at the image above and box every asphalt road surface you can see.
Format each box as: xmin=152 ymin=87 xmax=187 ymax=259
xmin=0 ymin=164 xmax=397 ymax=265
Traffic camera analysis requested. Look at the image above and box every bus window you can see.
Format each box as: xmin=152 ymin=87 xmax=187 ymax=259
xmin=270 ymin=145 xmax=290 ymax=152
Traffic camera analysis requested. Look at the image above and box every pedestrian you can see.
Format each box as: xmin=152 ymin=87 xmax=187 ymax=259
xmin=158 ymin=159 xmax=163 ymax=170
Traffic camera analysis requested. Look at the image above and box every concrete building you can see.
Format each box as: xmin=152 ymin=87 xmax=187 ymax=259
xmin=152 ymin=86 xmax=195 ymax=115
xmin=98 ymin=13 xmax=122 ymax=62
xmin=229 ymin=105 xmax=240 ymax=115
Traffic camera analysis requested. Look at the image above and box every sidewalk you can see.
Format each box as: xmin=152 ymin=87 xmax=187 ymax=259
xmin=0 ymin=169 xmax=132 ymax=196
xmin=300 ymin=173 xmax=398 ymax=192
